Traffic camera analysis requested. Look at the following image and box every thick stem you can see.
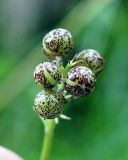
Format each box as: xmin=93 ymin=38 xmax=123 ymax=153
xmin=40 ymin=120 xmax=56 ymax=160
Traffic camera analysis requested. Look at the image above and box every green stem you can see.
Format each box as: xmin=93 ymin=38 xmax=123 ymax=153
xmin=64 ymin=59 xmax=83 ymax=76
xmin=40 ymin=120 xmax=56 ymax=160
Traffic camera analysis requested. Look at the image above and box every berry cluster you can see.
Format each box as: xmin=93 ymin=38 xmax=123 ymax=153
xmin=33 ymin=28 xmax=104 ymax=119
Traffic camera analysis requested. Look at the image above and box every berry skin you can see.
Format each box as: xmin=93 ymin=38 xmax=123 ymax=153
xmin=73 ymin=49 xmax=104 ymax=75
xmin=64 ymin=66 xmax=96 ymax=97
xmin=33 ymin=62 xmax=61 ymax=90
xmin=34 ymin=90 xmax=65 ymax=119
xmin=42 ymin=28 xmax=74 ymax=59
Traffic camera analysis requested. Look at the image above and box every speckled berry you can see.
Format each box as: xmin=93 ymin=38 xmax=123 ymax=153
xmin=42 ymin=28 xmax=74 ymax=58
xmin=33 ymin=62 xmax=61 ymax=89
xmin=34 ymin=90 xmax=65 ymax=119
xmin=64 ymin=66 xmax=96 ymax=97
xmin=74 ymin=49 xmax=104 ymax=75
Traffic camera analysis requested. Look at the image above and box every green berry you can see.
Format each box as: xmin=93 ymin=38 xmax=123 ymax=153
xmin=64 ymin=66 xmax=96 ymax=97
xmin=42 ymin=28 xmax=74 ymax=58
xmin=33 ymin=62 xmax=61 ymax=90
xmin=34 ymin=90 xmax=65 ymax=119
xmin=74 ymin=49 xmax=104 ymax=74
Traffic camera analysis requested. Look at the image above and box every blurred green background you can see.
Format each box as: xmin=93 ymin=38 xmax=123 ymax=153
xmin=0 ymin=0 xmax=128 ymax=159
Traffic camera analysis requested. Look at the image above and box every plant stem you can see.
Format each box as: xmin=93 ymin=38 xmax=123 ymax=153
xmin=40 ymin=120 xmax=56 ymax=160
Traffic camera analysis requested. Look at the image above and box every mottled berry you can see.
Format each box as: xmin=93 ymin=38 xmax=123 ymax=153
xmin=74 ymin=49 xmax=104 ymax=74
xmin=33 ymin=62 xmax=61 ymax=89
xmin=34 ymin=90 xmax=65 ymax=119
xmin=64 ymin=66 xmax=96 ymax=97
xmin=42 ymin=28 xmax=74 ymax=58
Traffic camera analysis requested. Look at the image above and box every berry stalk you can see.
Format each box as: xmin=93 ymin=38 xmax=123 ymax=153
xmin=33 ymin=28 xmax=104 ymax=160
xmin=40 ymin=120 xmax=56 ymax=160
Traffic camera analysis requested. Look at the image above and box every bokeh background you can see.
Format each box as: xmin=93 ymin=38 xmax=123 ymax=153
xmin=0 ymin=0 xmax=128 ymax=159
